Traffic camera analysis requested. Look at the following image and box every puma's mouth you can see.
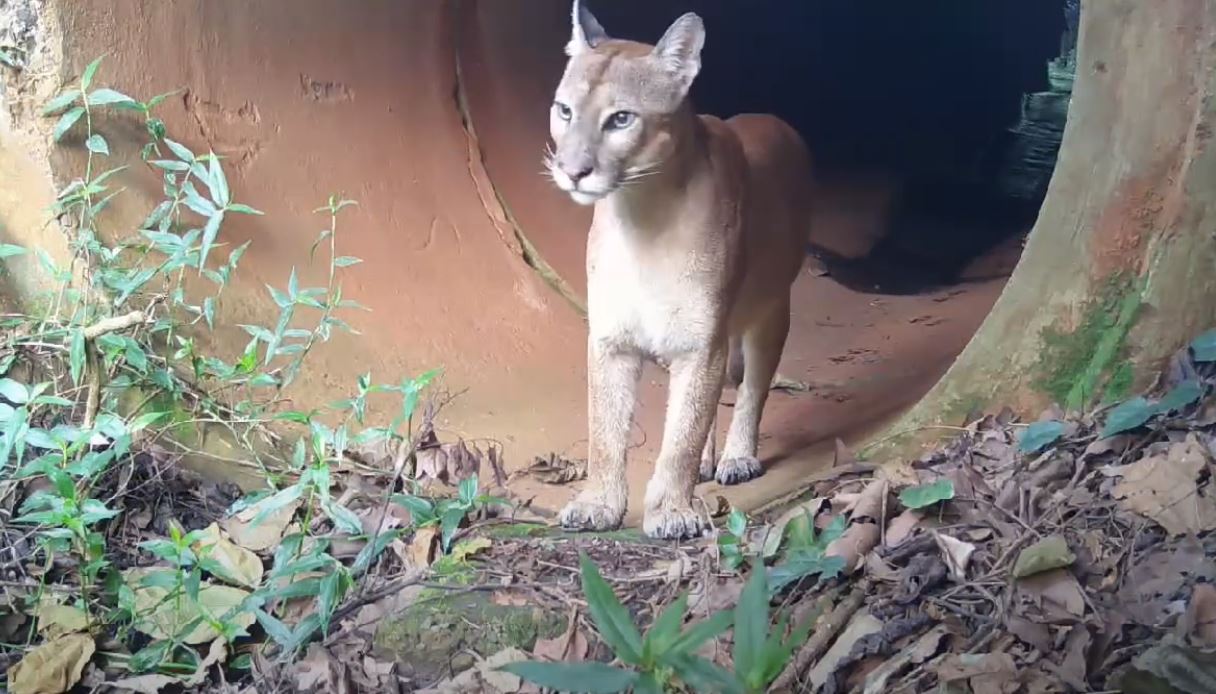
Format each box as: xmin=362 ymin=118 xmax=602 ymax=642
xmin=550 ymin=169 xmax=615 ymax=205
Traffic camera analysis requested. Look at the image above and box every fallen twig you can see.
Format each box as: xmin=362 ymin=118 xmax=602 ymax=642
xmin=773 ymin=581 xmax=868 ymax=691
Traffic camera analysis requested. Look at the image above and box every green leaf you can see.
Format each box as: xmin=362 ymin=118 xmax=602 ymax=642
xmin=317 ymin=570 xmax=343 ymax=634
xmin=733 ymin=567 xmax=768 ymax=683
xmin=1011 ymin=534 xmax=1076 ymax=579
xmin=53 ymin=107 xmax=85 ymax=142
xmin=579 ymin=553 xmax=644 ymax=665
xmin=226 ymin=203 xmax=263 ymax=215
xmin=86 ymin=88 xmax=138 ymax=108
xmin=333 ymin=256 xmax=362 ymax=268
xmin=0 ymin=243 xmax=27 ymax=258
xmin=726 ymin=508 xmax=747 ymax=537
xmin=164 ymin=138 xmax=194 ymax=162
xmin=1156 ymin=380 xmax=1203 ymax=414
xmin=497 ymin=662 xmax=639 ymax=694
xmin=898 ymin=479 xmax=955 ymax=510
xmin=663 ymin=608 xmax=733 ymax=659
xmin=670 ymin=655 xmax=744 ymax=694
xmin=1017 ymin=420 xmax=1065 ymax=455
xmin=199 ymin=211 xmax=224 ymax=271
xmin=323 ymin=499 xmax=363 ymax=536
xmin=206 ymin=152 xmax=230 ymax=207
xmin=644 ymin=592 xmax=688 ymax=661
xmin=68 ymin=330 xmax=86 ymax=385
xmin=1100 ymin=396 xmax=1155 ymax=438
xmin=127 ymin=411 xmax=168 ymax=434
xmin=0 ymin=378 xmax=30 ymax=405
xmin=767 ymin=552 xmax=845 ymax=596
xmin=1191 ymin=328 xmax=1216 ymax=362
xmin=85 ymin=133 xmax=109 ymax=155
xmin=42 ymin=90 xmax=79 ymax=115
xmin=80 ymin=56 xmax=103 ymax=90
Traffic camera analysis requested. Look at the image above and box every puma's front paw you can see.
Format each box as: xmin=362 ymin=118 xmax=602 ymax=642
xmin=643 ymin=503 xmax=708 ymax=540
xmin=716 ymin=456 xmax=763 ymax=486
xmin=559 ymin=492 xmax=625 ymax=532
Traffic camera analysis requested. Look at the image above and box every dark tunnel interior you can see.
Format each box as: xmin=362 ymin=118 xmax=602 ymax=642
xmin=588 ymin=0 xmax=1076 ymax=293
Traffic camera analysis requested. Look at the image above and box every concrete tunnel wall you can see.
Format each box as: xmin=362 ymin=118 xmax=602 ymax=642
xmin=2 ymin=0 xmax=1208 ymax=518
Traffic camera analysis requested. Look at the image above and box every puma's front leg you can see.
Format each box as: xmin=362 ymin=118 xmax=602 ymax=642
xmin=644 ymin=345 xmax=726 ymax=539
xmin=559 ymin=343 xmax=641 ymax=531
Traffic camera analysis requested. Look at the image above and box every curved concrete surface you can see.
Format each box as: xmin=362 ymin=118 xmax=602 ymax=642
xmin=0 ymin=0 xmax=1106 ymax=520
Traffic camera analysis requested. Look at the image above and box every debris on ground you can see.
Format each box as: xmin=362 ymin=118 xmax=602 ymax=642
xmin=7 ymin=320 xmax=1216 ymax=694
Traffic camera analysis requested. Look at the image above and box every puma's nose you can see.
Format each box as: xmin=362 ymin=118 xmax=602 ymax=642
xmin=564 ymin=164 xmax=594 ymax=183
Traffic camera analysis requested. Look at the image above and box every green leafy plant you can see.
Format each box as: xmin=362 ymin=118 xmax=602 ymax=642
xmin=0 ymin=55 xmax=450 ymax=682
xmin=717 ymin=508 xmax=749 ymax=571
xmin=717 ymin=568 xmax=815 ymax=694
xmin=502 ymin=555 xmax=820 ymax=694
xmin=766 ymin=514 xmax=847 ymax=596
xmin=501 ymin=553 xmax=734 ymax=693
xmin=391 ymin=475 xmax=508 ymax=552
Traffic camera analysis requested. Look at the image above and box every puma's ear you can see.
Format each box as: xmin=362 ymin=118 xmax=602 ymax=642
xmin=652 ymin=12 xmax=705 ymax=91
xmin=567 ymin=0 xmax=608 ymax=57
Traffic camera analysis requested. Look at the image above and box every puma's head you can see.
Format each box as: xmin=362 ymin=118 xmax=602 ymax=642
xmin=547 ymin=1 xmax=706 ymax=205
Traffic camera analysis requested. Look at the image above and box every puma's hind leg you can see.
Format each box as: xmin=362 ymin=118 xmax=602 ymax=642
xmin=700 ymin=335 xmax=743 ymax=482
xmin=717 ymin=298 xmax=791 ymax=485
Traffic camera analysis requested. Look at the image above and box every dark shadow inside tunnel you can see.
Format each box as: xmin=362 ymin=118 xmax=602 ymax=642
xmin=589 ymin=0 xmax=1076 ymax=295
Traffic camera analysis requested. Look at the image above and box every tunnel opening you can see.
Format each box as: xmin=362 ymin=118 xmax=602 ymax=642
xmin=456 ymin=0 xmax=1080 ymax=513
xmin=590 ymin=0 xmax=1075 ymax=295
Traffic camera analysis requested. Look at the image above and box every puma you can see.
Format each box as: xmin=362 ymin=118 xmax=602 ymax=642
xmin=546 ymin=1 xmax=814 ymax=539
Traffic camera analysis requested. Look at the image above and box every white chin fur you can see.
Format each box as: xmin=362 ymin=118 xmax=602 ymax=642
xmin=569 ymin=190 xmax=603 ymax=205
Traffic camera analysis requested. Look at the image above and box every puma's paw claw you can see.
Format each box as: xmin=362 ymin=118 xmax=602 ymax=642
xmin=716 ymin=456 xmax=763 ymax=486
xmin=643 ymin=505 xmax=708 ymax=540
xmin=558 ymin=498 xmax=624 ymax=532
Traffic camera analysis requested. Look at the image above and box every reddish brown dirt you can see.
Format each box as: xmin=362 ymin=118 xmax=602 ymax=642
xmin=509 ymin=262 xmax=1009 ymax=521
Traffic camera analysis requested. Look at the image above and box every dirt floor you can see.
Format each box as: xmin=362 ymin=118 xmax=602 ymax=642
xmin=507 ymin=212 xmax=1025 ymax=525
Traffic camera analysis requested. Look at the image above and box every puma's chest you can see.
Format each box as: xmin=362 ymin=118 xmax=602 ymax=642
xmin=586 ymin=229 xmax=717 ymax=359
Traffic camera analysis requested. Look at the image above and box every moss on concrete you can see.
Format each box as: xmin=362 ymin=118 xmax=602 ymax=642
xmin=374 ymin=589 xmax=564 ymax=681
xmin=1033 ymin=274 xmax=1143 ymax=411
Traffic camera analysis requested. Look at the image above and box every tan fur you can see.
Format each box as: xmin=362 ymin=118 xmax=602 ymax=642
xmin=547 ymin=2 xmax=813 ymax=539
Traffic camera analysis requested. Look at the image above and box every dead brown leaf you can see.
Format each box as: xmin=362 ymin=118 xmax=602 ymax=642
xmin=1181 ymin=583 xmax=1216 ymax=647
xmin=32 ymin=597 xmax=88 ymax=639
xmin=834 ymin=438 xmax=857 ymax=467
xmin=825 ymin=522 xmax=880 ymax=574
xmin=532 ymin=613 xmax=589 ymax=663
xmin=408 ymin=526 xmax=439 ymax=568
xmin=933 ymin=531 xmax=976 ymax=581
xmin=522 ymin=453 xmax=587 ymax=485
xmin=1017 ymin=568 xmax=1086 ymax=620
xmin=805 ymin=610 xmax=884 ymax=690
xmin=1006 ymin=614 xmax=1052 ymax=652
xmin=935 ymin=652 xmax=1020 ymax=694
xmin=293 ymin=643 xmax=351 ymax=693
xmin=883 ymin=509 xmax=922 ymax=548
xmin=847 ymin=478 xmax=890 ymax=523
xmin=107 ymin=674 xmax=180 ymax=693
xmin=416 ymin=439 xmax=483 ymax=484
xmin=221 ymin=496 xmax=300 ymax=552
xmin=8 ymin=632 xmax=95 ymax=694
xmin=1104 ymin=435 xmax=1216 ymax=536
xmin=193 ymin=523 xmax=265 ymax=588
xmin=1058 ymin=625 xmax=1090 ymax=690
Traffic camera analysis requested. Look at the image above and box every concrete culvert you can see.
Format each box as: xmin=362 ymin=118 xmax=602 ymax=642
xmin=2 ymin=0 xmax=1215 ymax=525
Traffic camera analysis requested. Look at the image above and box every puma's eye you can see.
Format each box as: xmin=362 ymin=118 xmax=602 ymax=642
xmin=554 ymin=102 xmax=573 ymax=121
xmin=605 ymin=111 xmax=636 ymax=130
